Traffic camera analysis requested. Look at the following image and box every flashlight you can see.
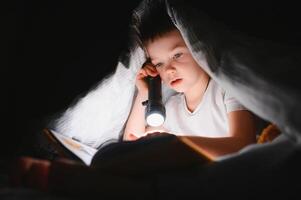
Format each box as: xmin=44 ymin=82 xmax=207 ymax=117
xmin=143 ymin=75 xmax=166 ymax=127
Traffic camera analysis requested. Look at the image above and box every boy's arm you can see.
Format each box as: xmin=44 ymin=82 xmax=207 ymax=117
xmin=123 ymin=92 xmax=148 ymax=140
xmin=178 ymin=110 xmax=256 ymax=159
xmin=124 ymin=63 xmax=159 ymax=141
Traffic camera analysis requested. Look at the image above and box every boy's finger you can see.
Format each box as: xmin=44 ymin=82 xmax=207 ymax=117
xmin=144 ymin=64 xmax=157 ymax=72
xmin=141 ymin=69 xmax=148 ymax=77
xmin=145 ymin=68 xmax=158 ymax=77
xmin=138 ymin=69 xmax=147 ymax=77
xmin=129 ymin=133 xmax=138 ymax=141
xmin=142 ymin=62 xmax=153 ymax=68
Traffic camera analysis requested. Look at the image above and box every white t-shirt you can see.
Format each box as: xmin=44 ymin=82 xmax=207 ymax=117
xmin=163 ymin=79 xmax=247 ymax=137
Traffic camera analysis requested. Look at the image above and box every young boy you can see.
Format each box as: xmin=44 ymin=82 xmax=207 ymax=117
xmin=9 ymin=2 xmax=259 ymax=194
xmin=124 ymin=7 xmax=256 ymax=158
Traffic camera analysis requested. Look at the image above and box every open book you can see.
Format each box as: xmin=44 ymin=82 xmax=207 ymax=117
xmin=43 ymin=129 xmax=98 ymax=165
xmin=43 ymin=129 xmax=214 ymax=171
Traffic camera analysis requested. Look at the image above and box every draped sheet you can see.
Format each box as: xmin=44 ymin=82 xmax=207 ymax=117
xmin=50 ymin=0 xmax=301 ymax=148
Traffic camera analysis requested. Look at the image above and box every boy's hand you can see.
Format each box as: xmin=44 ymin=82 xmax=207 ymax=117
xmin=126 ymin=133 xmax=139 ymax=141
xmin=136 ymin=63 xmax=158 ymax=94
xmin=144 ymin=132 xmax=170 ymax=138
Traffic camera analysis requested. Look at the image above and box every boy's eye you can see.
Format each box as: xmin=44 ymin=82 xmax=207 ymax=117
xmin=173 ymin=53 xmax=183 ymax=59
xmin=154 ymin=62 xmax=163 ymax=68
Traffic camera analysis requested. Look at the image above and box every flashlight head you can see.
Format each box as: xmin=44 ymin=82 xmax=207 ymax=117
xmin=145 ymin=103 xmax=166 ymax=127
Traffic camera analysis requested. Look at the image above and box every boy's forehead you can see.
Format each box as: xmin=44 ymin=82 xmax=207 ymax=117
xmin=146 ymin=30 xmax=187 ymax=58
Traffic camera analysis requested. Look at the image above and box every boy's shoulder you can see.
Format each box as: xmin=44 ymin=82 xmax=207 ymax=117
xmin=209 ymin=79 xmax=226 ymax=96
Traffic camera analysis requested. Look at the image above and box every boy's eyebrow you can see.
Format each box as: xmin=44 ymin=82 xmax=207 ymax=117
xmin=169 ymin=43 xmax=186 ymax=51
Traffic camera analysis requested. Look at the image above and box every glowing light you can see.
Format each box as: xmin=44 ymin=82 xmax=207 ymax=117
xmin=146 ymin=112 xmax=165 ymax=127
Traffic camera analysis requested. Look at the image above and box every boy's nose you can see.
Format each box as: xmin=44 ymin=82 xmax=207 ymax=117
xmin=164 ymin=62 xmax=176 ymax=74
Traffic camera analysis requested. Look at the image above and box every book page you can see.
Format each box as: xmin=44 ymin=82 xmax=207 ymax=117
xmin=50 ymin=129 xmax=97 ymax=165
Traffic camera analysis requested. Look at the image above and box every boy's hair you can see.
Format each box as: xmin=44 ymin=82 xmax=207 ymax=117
xmin=132 ymin=0 xmax=176 ymax=47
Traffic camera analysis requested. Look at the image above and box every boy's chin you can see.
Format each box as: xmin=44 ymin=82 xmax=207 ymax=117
xmin=171 ymin=86 xmax=184 ymax=93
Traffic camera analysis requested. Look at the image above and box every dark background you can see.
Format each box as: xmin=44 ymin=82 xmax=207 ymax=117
xmin=7 ymin=1 xmax=301 ymax=161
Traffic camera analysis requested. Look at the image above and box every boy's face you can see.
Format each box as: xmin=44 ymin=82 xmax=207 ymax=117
xmin=146 ymin=29 xmax=207 ymax=93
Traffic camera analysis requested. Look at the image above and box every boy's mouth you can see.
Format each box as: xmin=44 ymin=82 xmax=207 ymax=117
xmin=170 ymin=78 xmax=182 ymax=86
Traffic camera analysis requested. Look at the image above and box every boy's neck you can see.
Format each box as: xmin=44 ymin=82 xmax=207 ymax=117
xmin=184 ymin=76 xmax=210 ymax=112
